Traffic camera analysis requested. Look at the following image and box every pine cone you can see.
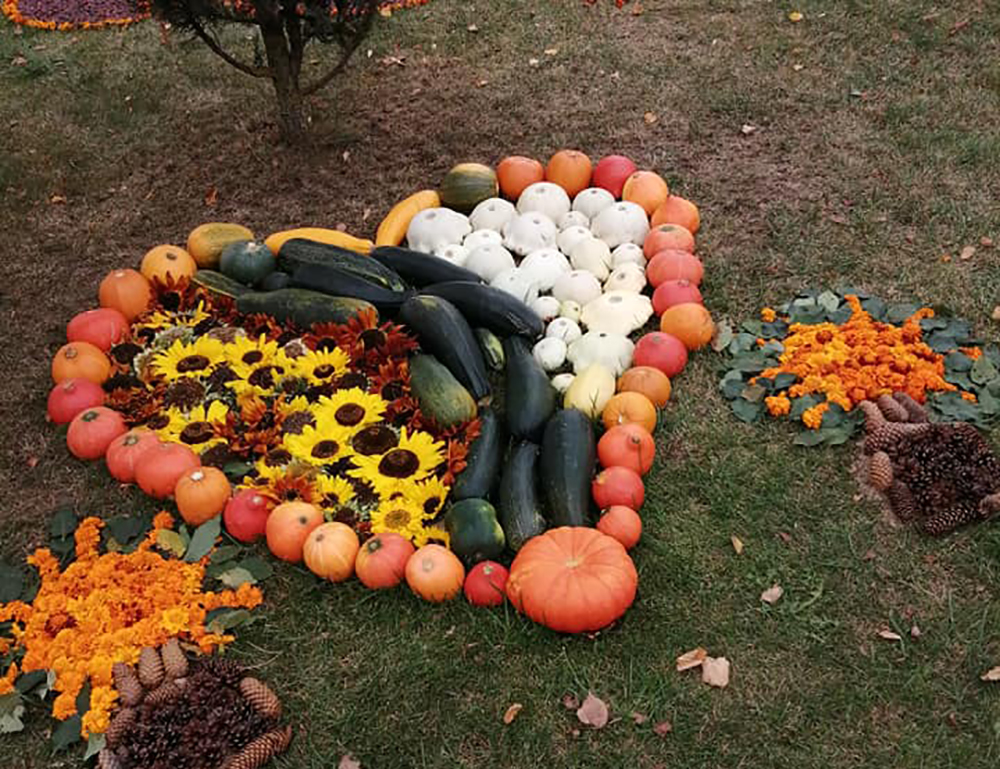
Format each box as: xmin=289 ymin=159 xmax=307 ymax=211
xmin=860 ymin=401 xmax=886 ymax=435
xmin=876 ymin=394 xmax=909 ymax=423
xmin=886 ymin=481 xmax=918 ymax=522
xmin=892 ymin=392 xmax=929 ymax=423
xmin=980 ymin=492 xmax=1000 ymax=518
xmin=97 ymin=749 xmax=123 ymax=769
xmin=139 ymin=646 xmax=165 ymax=689
xmin=145 ymin=680 xmax=183 ymax=708
xmin=239 ymin=678 xmax=282 ymax=719
xmin=922 ymin=502 xmax=980 ymax=535
xmin=113 ymin=662 xmax=145 ymax=707
xmin=161 ymin=637 xmax=189 ymax=680
xmin=865 ymin=422 xmax=931 ymax=454
xmin=105 ymin=706 xmax=136 ymax=748
xmin=220 ymin=725 xmax=293 ymax=769
xmin=202 ymin=657 xmax=245 ymax=688
xmin=868 ymin=451 xmax=894 ymax=491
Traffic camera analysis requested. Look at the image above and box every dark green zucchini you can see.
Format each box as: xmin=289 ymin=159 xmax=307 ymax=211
xmin=502 ymin=336 xmax=556 ymax=441
xmin=539 ymin=409 xmax=596 ymax=527
xmin=236 ymin=289 xmax=376 ymax=328
xmin=278 ymin=238 xmax=407 ymax=292
xmin=408 ymin=354 xmax=478 ymax=428
xmin=419 ymin=282 xmax=544 ymax=338
xmin=289 ymin=262 xmax=412 ymax=312
xmin=259 ymin=271 xmax=291 ymax=291
xmin=192 ymin=270 xmax=252 ymax=298
xmin=371 ymin=245 xmax=484 ymax=286
xmin=497 ymin=442 xmax=547 ymax=552
xmin=475 ymin=328 xmax=505 ymax=371
xmin=399 ymin=295 xmax=490 ymax=400
xmin=451 ymin=407 xmax=504 ymax=501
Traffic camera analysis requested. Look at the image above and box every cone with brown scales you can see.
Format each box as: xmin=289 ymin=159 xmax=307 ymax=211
xmin=220 ymin=725 xmax=294 ymax=769
xmin=876 ymin=394 xmax=909 ymax=422
xmin=868 ymin=451 xmax=893 ymax=490
xmin=160 ymin=637 xmax=189 ymax=679
xmin=892 ymin=392 xmax=929 ymax=423
xmin=112 ymin=662 xmax=144 ymax=707
xmin=239 ymin=677 xmax=282 ymax=719
xmin=138 ymin=646 xmax=165 ymax=689
xmin=105 ymin=707 xmax=136 ymax=748
xmin=143 ymin=679 xmax=183 ymax=708
xmin=97 ymin=749 xmax=123 ymax=769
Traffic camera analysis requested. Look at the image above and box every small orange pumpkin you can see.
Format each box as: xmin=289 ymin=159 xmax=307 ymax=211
xmin=622 ymin=171 xmax=669 ymax=215
xmin=405 ymin=544 xmax=465 ymax=602
xmin=596 ymin=506 xmax=642 ymax=550
xmin=650 ymin=195 xmax=701 ymax=233
xmin=67 ymin=407 xmax=127 ymax=461
xmin=66 ymin=308 xmax=129 ymax=352
xmin=659 ymin=302 xmax=714 ymax=351
xmin=598 ymin=424 xmax=656 ymax=475
xmin=175 ymin=467 xmax=231 ymax=526
xmin=303 ymin=522 xmax=360 ymax=582
xmin=355 ymin=532 xmax=415 ymax=590
xmin=266 ymin=501 xmax=323 ymax=563
xmin=616 ymin=366 xmax=672 ymax=407
xmin=646 ymin=250 xmax=704 ymax=287
xmin=545 ymin=149 xmax=593 ymax=198
xmin=52 ymin=342 xmax=111 ymax=385
xmin=98 ymin=268 xmax=152 ymax=321
xmin=497 ymin=156 xmax=545 ymax=200
xmin=140 ymin=245 xmax=197 ymax=285
xmin=643 ymin=224 xmax=695 ymax=258
xmin=602 ymin=392 xmax=657 ymax=433
xmin=105 ymin=429 xmax=160 ymax=483
xmin=135 ymin=442 xmax=201 ymax=499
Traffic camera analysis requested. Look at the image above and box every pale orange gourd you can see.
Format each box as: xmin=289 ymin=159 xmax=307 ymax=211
xmin=140 ymin=245 xmax=198 ymax=284
xmin=602 ymin=392 xmax=657 ymax=433
xmin=596 ymin=506 xmax=642 ymax=550
xmin=303 ymin=522 xmax=360 ymax=582
xmin=597 ymin=424 xmax=656 ymax=475
xmin=622 ymin=171 xmax=669 ymax=215
xmin=51 ymin=342 xmax=111 ymax=385
xmin=646 ymin=250 xmax=704 ymax=287
xmin=659 ymin=302 xmax=714 ymax=351
xmin=616 ymin=366 xmax=672 ymax=407
xmin=545 ymin=149 xmax=593 ymax=198
xmin=650 ymin=195 xmax=701 ymax=233
xmin=643 ymin=224 xmax=695 ymax=257
xmin=175 ymin=467 xmax=231 ymax=526
xmin=98 ymin=268 xmax=152 ymax=321
xmin=405 ymin=545 xmax=465 ymax=602
xmin=266 ymin=501 xmax=323 ymax=563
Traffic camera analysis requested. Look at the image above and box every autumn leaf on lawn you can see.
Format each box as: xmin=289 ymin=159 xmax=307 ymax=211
xmin=503 ymin=703 xmax=523 ymax=725
xmin=991 ymin=307 xmax=1000 ymax=323
xmin=653 ymin=720 xmax=673 ymax=736
xmin=730 ymin=535 xmax=744 ymax=555
xmin=576 ymin=692 xmax=609 ymax=729
xmin=676 ymin=648 xmax=707 ymax=672
xmin=631 ymin=711 xmax=647 ymax=725
xmin=760 ymin=585 xmax=784 ymax=604
xmin=980 ymin=667 xmax=1000 ymax=682
xmin=877 ymin=629 xmax=902 ymax=641
xmin=788 ymin=11 xmax=803 ymax=22
xmin=644 ymin=112 xmax=658 ymax=125
xmin=204 ymin=185 xmax=218 ymax=207
xmin=959 ymin=245 xmax=976 ymax=261
xmin=562 ymin=693 xmax=579 ymax=710
xmin=338 ymin=755 xmax=362 ymax=769
xmin=701 ymin=656 xmax=731 ymax=688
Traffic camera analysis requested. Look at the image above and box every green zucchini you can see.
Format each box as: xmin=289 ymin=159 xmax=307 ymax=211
xmin=445 ymin=498 xmax=505 ymax=564
xmin=419 ymin=282 xmax=544 ymax=338
xmin=235 ymin=289 xmax=376 ymax=328
xmin=497 ymin=442 xmax=547 ymax=552
xmin=451 ymin=407 xmax=503 ymax=501
xmin=475 ymin=328 xmax=505 ymax=372
xmin=502 ymin=336 xmax=556 ymax=441
xmin=371 ymin=245 xmax=484 ymax=287
xmin=539 ymin=409 xmax=596 ymax=527
xmin=289 ymin=262 xmax=412 ymax=311
xmin=408 ymin=354 xmax=477 ymax=428
xmin=399 ymin=295 xmax=491 ymax=400
xmin=191 ymin=269 xmax=252 ymax=298
xmin=278 ymin=238 xmax=407 ymax=292
xmin=259 ymin=271 xmax=291 ymax=291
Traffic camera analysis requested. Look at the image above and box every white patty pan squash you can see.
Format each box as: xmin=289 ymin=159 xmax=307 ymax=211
xmin=520 ymin=248 xmax=571 ymax=292
xmin=469 ymin=197 xmax=516 ymax=232
xmin=567 ymin=330 xmax=635 ymax=376
xmin=611 ymin=242 xmax=646 ymax=268
xmin=580 ymin=291 xmax=653 ymax=335
xmin=604 ymin=262 xmax=647 ymax=293
xmin=557 ymin=225 xmax=594 ymax=255
xmin=558 ymin=211 xmax=590 ymax=230
xmin=490 ymin=267 xmax=539 ymax=304
xmin=559 ymin=300 xmax=583 ymax=322
xmin=545 ymin=316 xmax=583 ymax=344
xmin=563 ymin=363 xmax=616 ymax=419
xmin=530 ymin=295 xmax=562 ymax=321
xmin=572 ymin=187 xmax=615 ymax=220
xmin=591 ymin=201 xmax=650 ymax=248
xmin=569 ymin=238 xmax=612 ymax=281
xmin=433 ymin=243 xmax=469 ymax=266
xmin=463 ymin=228 xmax=503 ymax=250
xmin=406 ymin=208 xmax=472 ymax=253
xmin=552 ymin=270 xmax=602 ymax=305
xmin=516 ymin=181 xmax=572 ymax=222
xmin=465 ymin=243 xmax=516 ymax=282
xmin=503 ymin=212 xmax=558 ymax=256
xmin=550 ymin=372 xmax=576 ymax=394
xmin=532 ymin=337 xmax=568 ymax=372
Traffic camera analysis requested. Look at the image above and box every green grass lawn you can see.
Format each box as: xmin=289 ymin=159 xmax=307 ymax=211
xmin=2 ymin=1 xmax=1000 ymax=767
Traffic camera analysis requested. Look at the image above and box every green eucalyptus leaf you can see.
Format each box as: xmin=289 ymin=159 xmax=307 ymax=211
xmin=885 ymin=303 xmax=919 ymax=324
xmin=790 ymin=394 xmax=823 ymax=419
xmin=84 ymin=733 xmax=106 ymax=761
xmin=731 ymin=398 xmax=764 ymax=423
xmin=218 ymin=567 xmax=256 ymax=589
xmin=206 ymin=608 xmax=252 ymax=635
xmin=945 ymin=351 xmax=973 ymax=373
xmin=741 ymin=384 xmax=768 ymax=403
xmin=238 ymin=557 xmax=273 ymax=582
xmin=51 ymin=714 xmax=81 ymax=751
xmin=741 ymin=319 xmax=764 ymax=336
xmin=185 ymin=516 xmax=222 ymax=563
xmin=728 ymin=332 xmax=758 ymax=355
xmin=794 ymin=430 xmax=828 ymax=447
xmin=720 ymin=371 xmax=745 ymax=399
xmin=209 ymin=546 xmax=243 ymax=566
xmin=14 ymin=671 xmax=47 ymax=696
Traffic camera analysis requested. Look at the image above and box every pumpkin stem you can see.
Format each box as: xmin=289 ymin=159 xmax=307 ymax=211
xmin=190 ymin=470 xmax=205 ymax=482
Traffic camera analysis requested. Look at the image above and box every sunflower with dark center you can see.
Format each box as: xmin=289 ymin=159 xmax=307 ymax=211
xmin=313 ymin=388 xmax=387 ymax=432
xmin=224 ymin=335 xmax=285 ymax=378
xmin=283 ymin=423 xmax=355 ymax=466
xmin=163 ymin=378 xmax=207 ymax=410
xmin=254 ymin=469 xmax=320 ymax=505
xmin=155 ymin=401 xmax=229 ymax=451
xmin=350 ymin=428 xmax=446 ymax=497
xmin=293 ymin=347 xmax=350 ymax=382
xmin=351 ymin=423 xmax=399 ymax=455
xmin=369 ymin=498 xmax=432 ymax=543
xmin=315 ymin=475 xmax=356 ymax=510
xmin=151 ymin=336 xmax=227 ymax=381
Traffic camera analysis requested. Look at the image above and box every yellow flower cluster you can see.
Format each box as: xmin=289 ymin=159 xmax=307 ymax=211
xmin=757 ymin=296 xmax=965 ymax=428
xmin=0 ymin=513 xmax=262 ymax=736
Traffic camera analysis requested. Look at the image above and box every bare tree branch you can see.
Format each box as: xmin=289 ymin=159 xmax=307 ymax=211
xmin=301 ymin=39 xmax=359 ymax=95
xmin=188 ymin=15 xmax=269 ymax=78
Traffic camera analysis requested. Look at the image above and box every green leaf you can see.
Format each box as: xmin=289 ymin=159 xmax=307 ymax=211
xmin=14 ymin=671 xmax=47 ymax=696
xmin=0 ymin=561 xmax=25 ymax=603
xmin=720 ymin=370 xmax=745 ymax=399
xmin=821 ymin=403 xmax=848 ymax=429
xmin=218 ymin=567 xmax=256 ymax=588
xmin=861 ymin=297 xmax=887 ymax=320
xmin=238 ymin=557 xmax=273 ymax=582
xmin=105 ymin=516 xmax=146 ymax=548
xmin=773 ymin=373 xmax=798 ymax=390
xmin=156 ymin=530 xmax=186 ymax=558
xmin=223 ymin=461 xmax=254 ymax=482
xmin=741 ymin=319 xmax=764 ymax=336
xmin=206 ymin=608 xmax=252 ymax=635
xmin=978 ymin=388 xmax=1000 ymax=416
xmin=788 ymin=305 xmax=826 ymax=325
xmin=48 ymin=507 xmax=77 ymax=542
xmin=790 ymin=394 xmax=823 ymax=419
xmin=51 ymin=714 xmax=81 ymax=751
xmin=971 ymin=355 xmax=999 ymax=386
xmin=827 ymin=305 xmax=854 ymax=325
xmin=946 ymin=371 xmax=973 ymax=391
xmin=945 ymin=351 xmax=973 ymax=373
xmin=741 ymin=384 xmax=767 ymax=403
xmin=760 ymin=340 xmax=784 ymax=356
xmin=729 ymin=352 xmax=774 ymax=373
xmin=185 ymin=516 xmax=222 ymax=563
xmin=760 ymin=320 xmax=789 ymax=339
xmin=711 ymin=321 xmax=734 ymax=352
xmin=75 ymin=681 xmax=91 ymax=714
xmin=731 ymin=398 xmax=764 ymax=423
xmin=0 ymin=692 xmax=24 ymax=734
xmin=210 ymin=546 xmax=243 ymax=566
xmin=794 ymin=430 xmax=828 ymax=447
xmin=885 ymin=303 xmax=919 ymax=324
xmin=820 ymin=425 xmax=855 ymax=446
xmin=84 ymin=733 xmax=106 ymax=761
xmin=728 ymin=332 xmax=758 ymax=354
xmin=817 ymin=290 xmax=840 ymax=313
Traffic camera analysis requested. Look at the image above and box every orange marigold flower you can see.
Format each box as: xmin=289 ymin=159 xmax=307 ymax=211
xmin=960 ymin=347 xmax=983 ymax=360
xmin=961 ymin=392 xmax=978 ymax=402
xmin=765 ymin=395 xmax=792 ymax=416
xmin=802 ymin=402 xmax=829 ymax=430
xmin=761 ymin=307 xmax=777 ymax=322
xmin=0 ymin=662 xmax=17 ymax=696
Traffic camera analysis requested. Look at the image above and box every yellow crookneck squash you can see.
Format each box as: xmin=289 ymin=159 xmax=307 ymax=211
xmin=375 ymin=189 xmax=441 ymax=246
xmin=263 ymin=227 xmax=374 ymax=255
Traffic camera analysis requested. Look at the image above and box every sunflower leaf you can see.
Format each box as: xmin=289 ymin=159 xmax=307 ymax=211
xmin=0 ymin=692 xmax=25 ymax=734
xmin=238 ymin=557 xmax=273 ymax=582
xmin=0 ymin=561 xmax=25 ymax=603
xmin=48 ymin=507 xmax=77 ymax=542
xmin=817 ymin=290 xmax=840 ymax=313
xmin=84 ymin=733 xmax=106 ymax=761
xmin=185 ymin=516 xmax=221 ymax=563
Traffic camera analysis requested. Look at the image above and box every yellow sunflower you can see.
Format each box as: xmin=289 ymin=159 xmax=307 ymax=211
xmin=156 ymin=400 xmax=230 ymax=451
xmin=251 ymin=466 xmax=320 ymax=505
xmin=283 ymin=423 xmax=356 ymax=466
xmin=412 ymin=524 xmax=450 ymax=549
xmin=408 ymin=476 xmax=451 ymax=519
xmin=276 ymin=395 xmax=313 ymax=416
xmin=134 ymin=303 xmax=211 ymax=334
xmin=225 ymin=350 xmax=295 ymax=398
xmin=293 ymin=347 xmax=350 ymax=384
xmin=349 ymin=427 xmax=446 ymax=497
xmin=315 ymin=474 xmax=356 ymax=510
xmin=369 ymin=497 xmax=433 ymax=543
xmin=223 ymin=334 xmax=285 ymax=378
xmin=151 ymin=336 xmax=227 ymax=381
xmin=313 ymin=388 xmax=387 ymax=432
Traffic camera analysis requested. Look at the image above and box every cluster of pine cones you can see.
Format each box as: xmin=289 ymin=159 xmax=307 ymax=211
xmin=861 ymin=393 xmax=1000 ymax=535
xmin=99 ymin=639 xmax=292 ymax=769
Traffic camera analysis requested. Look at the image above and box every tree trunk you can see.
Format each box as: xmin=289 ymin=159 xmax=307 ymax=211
xmin=260 ymin=20 xmax=303 ymax=143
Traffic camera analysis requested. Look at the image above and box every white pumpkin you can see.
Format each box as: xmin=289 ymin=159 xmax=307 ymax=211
xmin=516 ymin=181 xmax=571 ymax=222
xmin=465 ymin=243 xmax=516 ymax=282
xmin=572 ymin=187 xmax=615 ymax=220
xmin=604 ymin=262 xmax=646 ymax=293
xmin=469 ymin=197 xmax=516 ymax=232
xmin=406 ymin=208 xmax=472 ymax=253
xmin=552 ymin=270 xmax=602 ymax=305
xmin=532 ymin=337 xmax=567 ymax=372
xmin=557 ymin=226 xmax=594 ymax=256
xmin=611 ymin=242 xmax=646 ymax=268
xmin=567 ymin=331 xmax=634 ymax=375
xmin=463 ymin=228 xmax=503 ymax=250
xmin=591 ymin=201 xmax=650 ymax=248
xmin=490 ymin=267 xmax=539 ymax=304
xmin=432 ymin=243 xmax=469 ymax=266
xmin=580 ymin=291 xmax=654 ymax=335
xmin=502 ymin=212 xmax=558 ymax=256
xmin=568 ymin=238 xmax=612 ymax=281
xmin=558 ymin=211 xmax=590 ymax=230
xmin=545 ymin=316 xmax=583 ymax=344
xmin=520 ymin=248 xmax=571 ymax=292
xmin=559 ymin=300 xmax=583 ymax=322
xmin=550 ymin=372 xmax=576 ymax=394
xmin=530 ymin=295 xmax=562 ymax=322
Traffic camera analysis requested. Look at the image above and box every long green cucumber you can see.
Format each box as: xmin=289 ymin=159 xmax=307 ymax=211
xmin=371 ymin=245 xmax=484 ymax=286
xmin=235 ymin=289 xmax=376 ymax=328
xmin=502 ymin=335 xmax=556 ymax=441
xmin=451 ymin=407 xmax=504 ymax=501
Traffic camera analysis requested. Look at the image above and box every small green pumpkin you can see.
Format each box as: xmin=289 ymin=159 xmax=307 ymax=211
xmin=444 ymin=498 xmax=506 ymax=564
xmin=439 ymin=163 xmax=499 ymax=213
xmin=219 ymin=240 xmax=276 ymax=286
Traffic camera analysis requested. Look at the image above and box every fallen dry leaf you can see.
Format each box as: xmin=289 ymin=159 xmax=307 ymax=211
xmin=877 ymin=629 xmax=902 ymax=641
xmin=653 ymin=720 xmax=673 ymax=736
xmin=631 ymin=1 xmax=644 ymax=16
xmin=701 ymin=657 xmax=731 ymax=688
xmin=792 ymin=63 xmax=804 ymax=71
xmin=761 ymin=585 xmax=784 ymax=604
xmin=940 ymin=253 xmax=952 ymax=263
xmin=676 ymin=647 xmax=707 ymax=672
xmin=576 ymin=692 xmax=609 ymax=729
xmin=11 ymin=55 xmax=27 ymax=66
xmin=467 ymin=23 xmax=479 ymax=32
xmin=544 ymin=48 xmax=559 ymax=56
xmin=980 ymin=236 xmax=994 ymax=248
xmin=863 ymin=549 xmax=876 ymax=561
xmin=960 ymin=245 xmax=976 ymax=261
xmin=204 ymin=186 xmax=218 ymax=207
xmin=503 ymin=703 xmax=523 ymax=724
xmin=730 ymin=535 xmax=744 ymax=555
xmin=777 ymin=531 xmax=792 ymax=544
xmin=740 ymin=123 xmax=757 ymax=135
xmin=828 ymin=214 xmax=848 ymax=225
xmin=631 ymin=711 xmax=647 ymax=725
xmin=338 ymin=755 xmax=362 ymax=769
xmin=948 ymin=18 xmax=970 ymax=35
xmin=980 ymin=666 xmax=1000 ymax=682
xmin=910 ymin=624 xmax=922 ymax=639
xmin=476 ymin=79 xmax=489 ymax=88
xmin=26 ymin=455 xmax=38 ymax=469
xmin=644 ymin=111 xmax=658 ymax=125
xmin=49 ymin=194 xmax=66 ymax=205
xmin=562 ymin=693 xmax=579 ymax=710
xmin=528 ymin=58 xmax=540 ymax=66
xmin=788 ymin=11 xmax=803 ymax=22
xmin=991 ymin=306 xmax=1000 ymax=323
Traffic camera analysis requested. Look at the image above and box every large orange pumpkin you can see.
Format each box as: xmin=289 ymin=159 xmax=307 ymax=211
xmin=545 ymin=149 xmax=593 ymax=198
xmin=51 ymin=342 xmax=111 ymax=385
xmin=598 ymin=424 xmax=656 ymax=475
xmin=405 ymin=544 xmax=465 ymax=602
xmin=140 ymin=244 xmax=197 ymax=285
xmin=506 ymin=527 xmax=638 ymax=633
xmin=67 ymin=407 xmax=127 ymax=461
xmin=135 ymin=442 xmax=201 ymax=499
xmin=66 ymin=308 xmax=129 ymax=352
xmin=355 ymin=532 xmax=415 ymax=589
xmin=105 ymin=429 xmax=160 ymax=483
xmin=646 ymin=250 xmax=704 ymax=287
xmin=616 ymin=366 xmax=672 ymax=407
xmin=652 ymin=278 xmax=703 ymax=315
xmin=303 ymin=522 xmax=360 ymax=582
xmin=266 ymin=501 xmax=323 ymax=563
xmin=596 ymin=506 xmax=642 ymax=550
xmin=659 ymin=303 xmax=714 ymax=351
xmin=602 ymin=392 xmax=657 ymax=433
xmin=622 ymin=171 xmax=669 ymax=216
xmin=497 ymin=156 xmax=545 ymax=200
xmin=98 ymin=268 xmax=152 ymax=321
xmin=651 ymin=195 xmax=701 ymax=233
xmin=175 ymin=467 xmax=231 ymax=526
xmin=643 ymin=224 xmax=695 ymax=258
